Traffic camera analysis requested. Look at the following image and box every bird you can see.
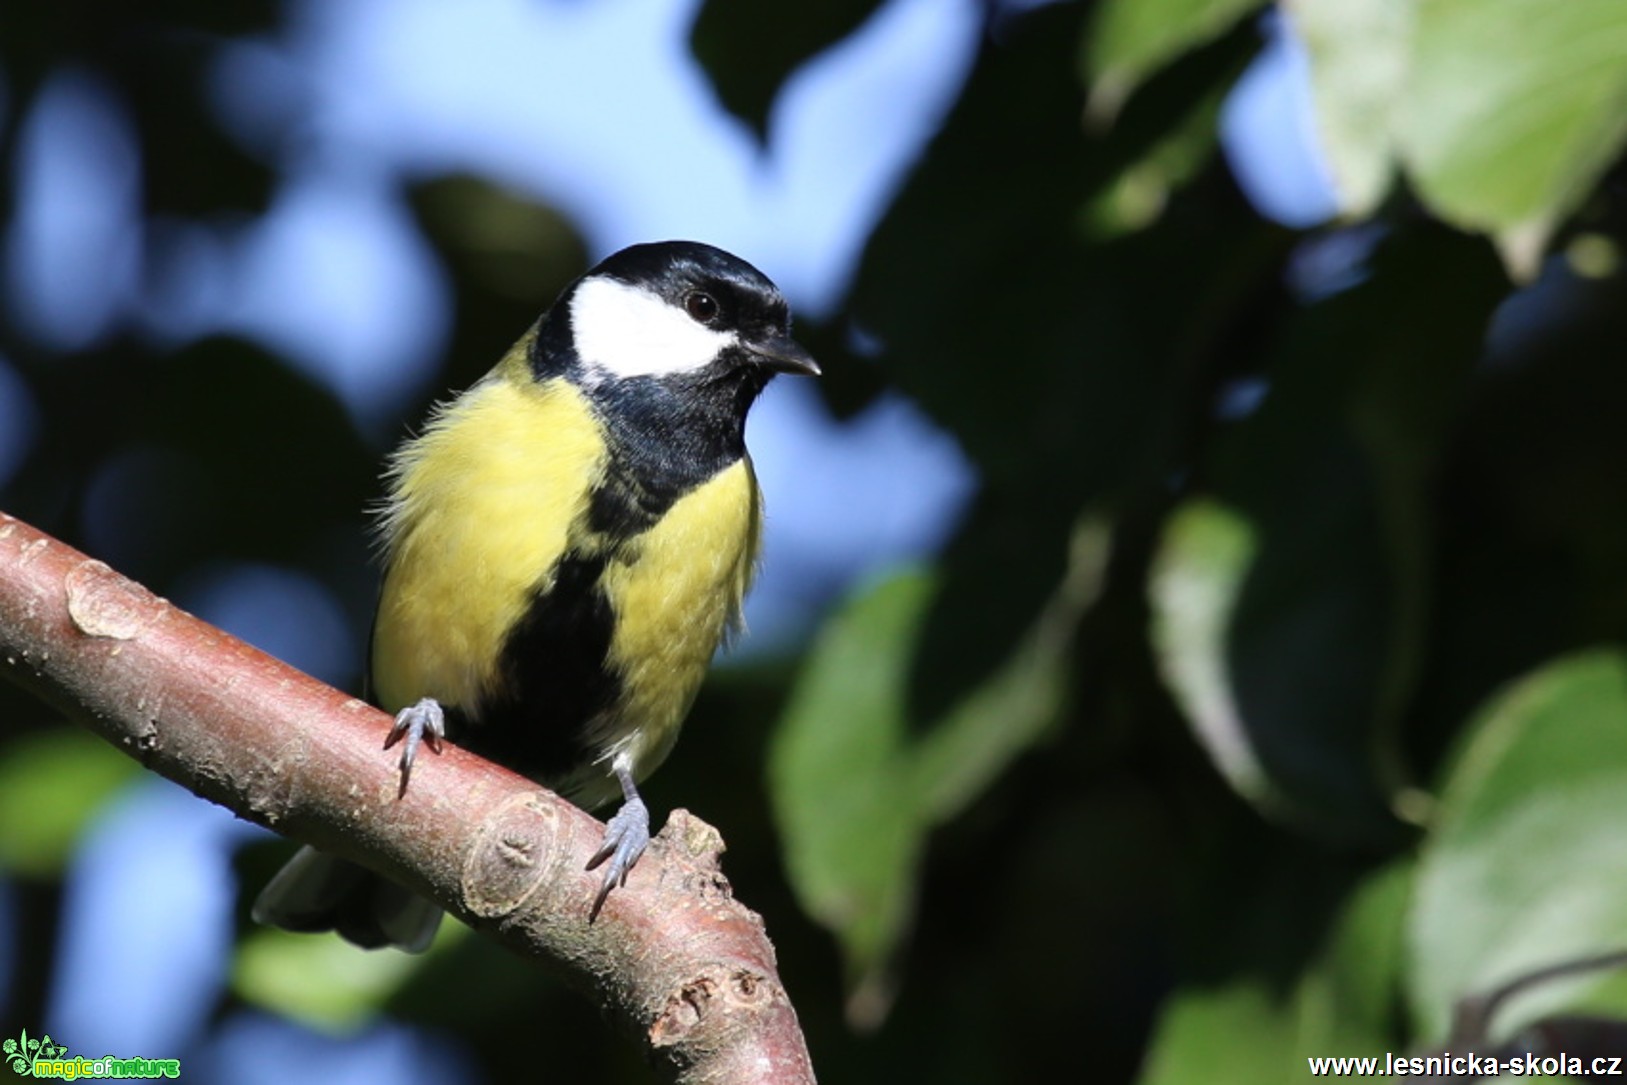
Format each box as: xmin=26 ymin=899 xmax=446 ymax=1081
xmin=252 ymin=240 xmax=819 ymax=950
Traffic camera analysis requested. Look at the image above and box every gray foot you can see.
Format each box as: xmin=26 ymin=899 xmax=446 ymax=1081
xmin=585 ymin=761 xmax=651 ymax=920
xmin=383 ymin=696 xmax=445 ymax=796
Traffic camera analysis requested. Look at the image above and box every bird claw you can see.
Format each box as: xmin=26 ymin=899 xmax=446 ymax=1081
xmin=383 ymin=697 xmax=445 ymax=796
xmin=585 ymin=795 xmax=650 ymax=920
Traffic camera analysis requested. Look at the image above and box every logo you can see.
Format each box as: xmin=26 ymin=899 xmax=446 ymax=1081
xmin=4 ymin=1030 xmax=179 ymax=1080
xmin=4 ymin=1032 xmax=66 ymax=1077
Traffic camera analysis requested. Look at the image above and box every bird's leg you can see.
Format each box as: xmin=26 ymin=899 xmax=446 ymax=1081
xmin=585 ymin=753 xmax=650 ymax=920
xmin=382 ymin=697 xmax=446 ymax=796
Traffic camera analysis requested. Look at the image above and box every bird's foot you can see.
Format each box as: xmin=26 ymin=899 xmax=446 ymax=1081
xmin=585 ymin=794 xmax=650 ymax=921
xmin=383 ymin=697 xmax=445 ymax=796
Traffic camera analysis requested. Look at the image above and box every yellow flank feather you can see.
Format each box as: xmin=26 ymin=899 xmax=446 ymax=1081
xmin=371 ymin=337 xmax=606 ymax=716
xmin=589 ymin=457 xmax=761 ymax=786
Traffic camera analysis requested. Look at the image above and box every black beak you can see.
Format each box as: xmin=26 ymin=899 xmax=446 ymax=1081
xmin=746 ymin=333 xmax=821 ymax=377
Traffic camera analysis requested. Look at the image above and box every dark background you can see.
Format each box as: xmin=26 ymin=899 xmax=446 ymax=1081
xmin=4 ymin=1 xmax=1627 ymax=1082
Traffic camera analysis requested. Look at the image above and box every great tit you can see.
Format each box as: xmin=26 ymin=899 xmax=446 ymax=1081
xmin=252 ymin=241 xmax=818 ymax=950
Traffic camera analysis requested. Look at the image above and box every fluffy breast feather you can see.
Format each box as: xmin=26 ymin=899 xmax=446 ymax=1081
xmin=585 ymin=456 xmax=761 ymax=790
xmin=370 ymin=348 xmax=606 ymax=717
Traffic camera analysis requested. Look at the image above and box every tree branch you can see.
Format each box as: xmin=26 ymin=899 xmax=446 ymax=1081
xmin=0 ymin=511 xmax=814 ymax=1084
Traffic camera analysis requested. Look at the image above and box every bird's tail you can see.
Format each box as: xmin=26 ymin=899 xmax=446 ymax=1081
xmin=252 ymin=845 xmax=442 ymax=954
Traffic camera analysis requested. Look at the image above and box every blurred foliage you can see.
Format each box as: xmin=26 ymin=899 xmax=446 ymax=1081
xmin=1410 ymin=653 xmax=1627 ymax=1041
xmin=0 ymin=730 xmax=137 ymax=878
xmin=3 ymin=1 xmax=1627 ymax=1083
xmin=1289 ymin=0 xmax=1627 ymax=273
xmin=769 ymin=519 xmax=1104 ymax=1026
xmin=1083 ymin=0 xmax=1261 ymax=119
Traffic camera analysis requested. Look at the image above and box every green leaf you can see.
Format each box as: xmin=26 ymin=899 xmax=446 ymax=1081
xmin=770 ymin=524 xmax=1105 ymax=1024
xmin=234 ymin=923 xmax=459 ymax=1029
xmin=1400 ymin=0 xmax=1627 ymax=270
xmin=1151 ymin=465 xmax=1402 ymax=843
xmin=1139 ymin=858 xmax=1409 ymax=1083
xmin=1285 ymin=0 xmax=1409 ymax=218
xmin=1293 ymin=0 xmax=1627 ymax=273
xmin=768 ymin=569 xmax=933 ymax=1022
xmin=1138 ymin=979 xmax=1298 ymax=1085
xmin=1294 ymin=860 xmax=1411 ymax=1062
xmin=1409 ymin=650 xmax=1627 ymax=1042
xmin=913 ymin=519 xmax=1109 ymax=821
xmin=1081 ymin=81 xmax=1229 ymax=238
xmin=1149 ymin=500 xmax=1277 ymax=811
xmin=1148 ymin=229 xmax=1505 ymax=842
xmin=0 ymin=729 xmax=139 ymax=876
xmin=1083 ymin=0 xmax=1265 ymax=119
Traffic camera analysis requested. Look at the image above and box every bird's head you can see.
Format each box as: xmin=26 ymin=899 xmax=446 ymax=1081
xmin=541 ymin=241 xmax=820 ymax=395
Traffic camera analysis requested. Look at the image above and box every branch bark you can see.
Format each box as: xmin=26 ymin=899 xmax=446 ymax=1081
xmin=0 ymin=511 xmax=814 ymax=1084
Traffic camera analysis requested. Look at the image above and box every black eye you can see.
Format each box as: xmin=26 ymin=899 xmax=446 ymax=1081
xmin=684 ymin=291 xmax=719 ymax=323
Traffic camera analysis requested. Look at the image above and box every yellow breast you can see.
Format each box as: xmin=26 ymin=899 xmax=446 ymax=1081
xmin=370 ymin=350 xmax=605 ymax=716
xmin=589 ymin=457 xmax=761 ymax=784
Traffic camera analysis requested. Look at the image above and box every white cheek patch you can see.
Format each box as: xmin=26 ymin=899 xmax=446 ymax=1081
xmin=570 ymin=275 xmax=735 ymax=381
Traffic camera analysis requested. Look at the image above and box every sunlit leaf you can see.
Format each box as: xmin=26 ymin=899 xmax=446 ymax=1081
xmin=1138 ymin=979 xmax=1297 ymax=1085
xmin=1284 ymin=0 xmax=1408 ymax=217
xmin=1083 ymin=0 xmax=1265 ymax=119
xmin=1409 ymin=651 xmax=1627 ymax=1042
xmin=1081 ymin=83 xmax=1227 ymax=238
xmin=768 ymin=569 xmax=932 ymax=1022
xmin=1294 ymin=859 xmax=1410 ymax=1061
xmin=1292 ymin=0 xmax=1627 ymax=273
xmin=233 ymin=923 xmax=460 ymax=1029
xmin=1149 ymin=500 xmax=1278 ymax=811
xmin=1401 ymin=0 xmax=1627 ymax=271
xmin=0 ymin=728 xmax=138 ymax=877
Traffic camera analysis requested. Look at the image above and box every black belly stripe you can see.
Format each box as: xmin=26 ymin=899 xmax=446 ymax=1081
xmin=457 ymin=553 xmax=622 ymax=783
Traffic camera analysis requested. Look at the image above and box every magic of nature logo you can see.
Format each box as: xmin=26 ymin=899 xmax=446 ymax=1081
xmin=4 ymin=1029 xmax=179 ymax=1079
